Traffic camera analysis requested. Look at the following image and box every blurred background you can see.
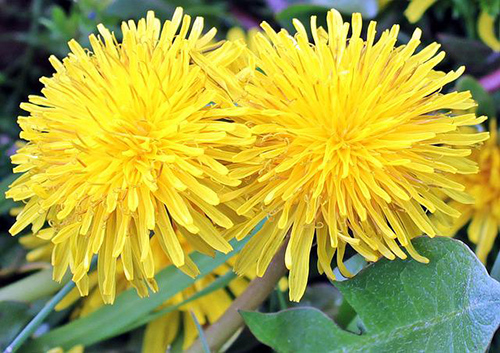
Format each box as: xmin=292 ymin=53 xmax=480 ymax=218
xmin=0 ymin=0 xmax=499 ymax=351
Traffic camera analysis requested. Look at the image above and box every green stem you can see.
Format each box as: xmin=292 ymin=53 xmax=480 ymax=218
xmin=336 ymin=297 xmax=357 ymax=329
xmin=190 ymin=312 xmax=210 ymax=353
xmin=3 ymin=279 xmax=76 ymax=353
xmin=276 ymin=286 xmax=287 ymax=310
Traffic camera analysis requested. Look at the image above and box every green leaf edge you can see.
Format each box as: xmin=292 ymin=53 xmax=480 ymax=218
xmin=242 ymin=237 xmax=500 ymax=353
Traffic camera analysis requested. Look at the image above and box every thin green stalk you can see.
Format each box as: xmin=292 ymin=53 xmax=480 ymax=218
xmin=276 ymin=286 xmax=287 ymax=310
xmin=336 ymin=297 xmax=357 ymax=329
xmin=3 ymin=279 xmax=76 ymax=353
xmin=190 ymin=312 xmax=210 ymax=353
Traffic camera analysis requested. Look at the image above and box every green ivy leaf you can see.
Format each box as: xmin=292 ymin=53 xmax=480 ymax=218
xmin=242 ymin=237 xmax=500 ymax=352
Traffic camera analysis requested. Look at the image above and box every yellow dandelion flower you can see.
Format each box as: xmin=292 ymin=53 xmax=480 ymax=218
xmin=227 ymin=9 xmax=489 ymax=301
xmin=437 ymin=122 xmax=500 ymax=262
xmin=6 ymin=8 xmax=252 ymax=303
xmin=21 ymin=232 xmax=253 ymax=351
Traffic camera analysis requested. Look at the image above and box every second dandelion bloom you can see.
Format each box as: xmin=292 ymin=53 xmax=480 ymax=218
xmin=437 ymin=122 xmax=500 ymax=263
xmin=229 ymin=9 xmax=489 ymax=301
xmin=6 ymin=8 xmax=252 ymax=303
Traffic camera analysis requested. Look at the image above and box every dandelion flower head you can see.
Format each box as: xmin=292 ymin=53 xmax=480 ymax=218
xmin=228 ymin=9 xmax=489 ymax=301
xmin=438 ymin=122 xmax=500 ymax=262
xmin=6 ymin=8 xmax=252 ymax=303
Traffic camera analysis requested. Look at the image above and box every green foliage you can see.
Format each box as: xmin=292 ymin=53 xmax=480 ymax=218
xmin=0 ymin=301 xmax=40 ymax=351
xmin=456 ymin=75 xmax=496 ymax=118
xmin=118 ymin=270 xmax=237 ymax=334
xmin=0 ymin=269 xmax=67 ymax=303
xmin=0 ymin=173 xmax=17 ymax=215
xmin=276 ymin=0 xmax=378 ymax=32
xmin=24 ymin=237 xmax=249 ymax=352
xmin=243 ymin=237 xmax=500 ymax=352
xmin=291 ymin=284 xmax=356 ymax=329
xmin=479 ymin=0 xmax=500 ymax=16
